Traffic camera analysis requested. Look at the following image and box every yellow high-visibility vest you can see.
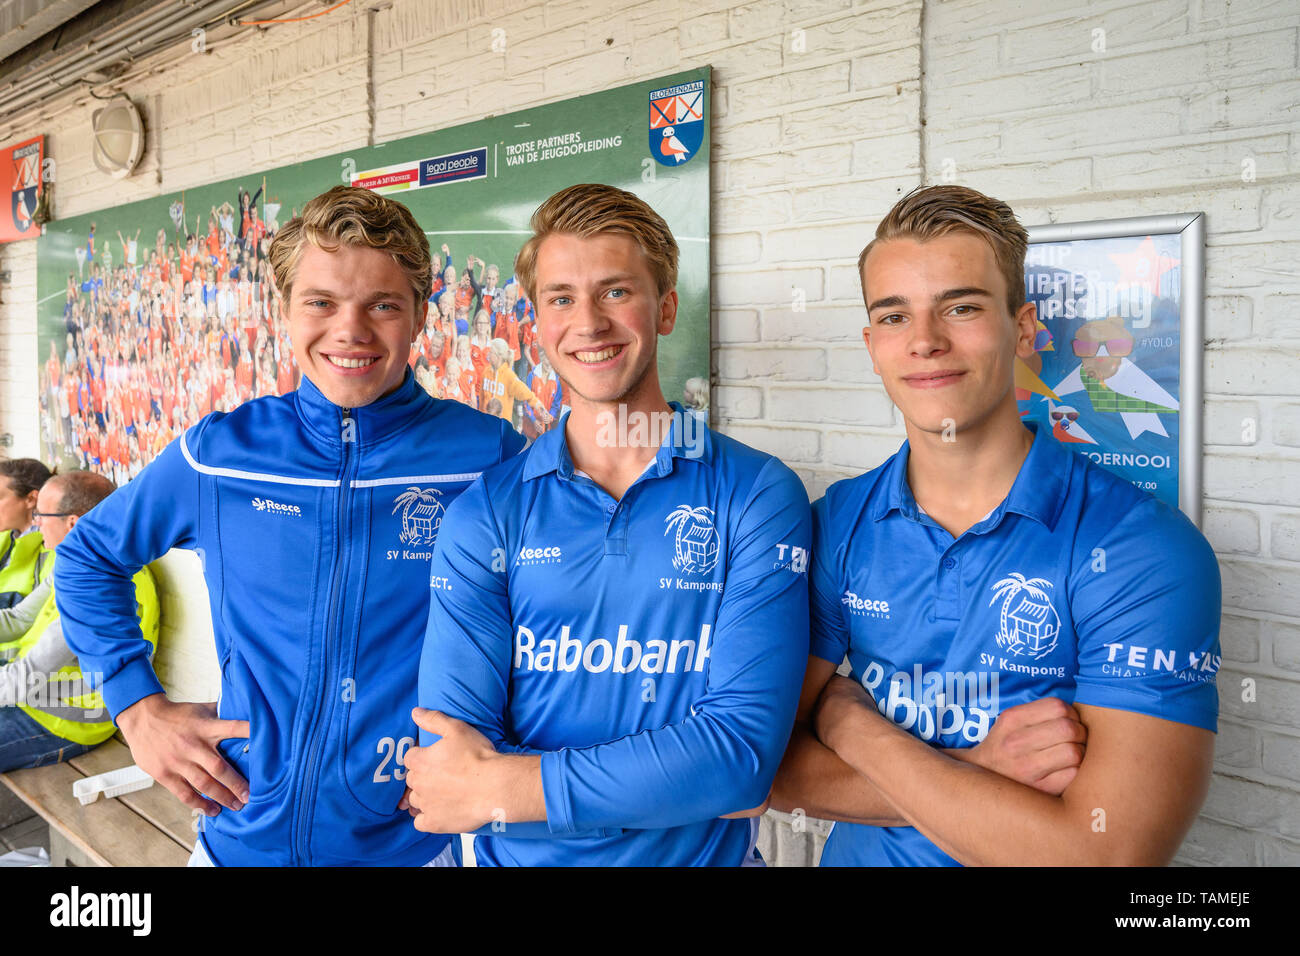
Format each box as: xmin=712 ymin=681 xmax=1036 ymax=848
xmin=9 ymin=557 xmax=160 ymax=746
xmin=0 ymin=530 xmax=49 ymax=609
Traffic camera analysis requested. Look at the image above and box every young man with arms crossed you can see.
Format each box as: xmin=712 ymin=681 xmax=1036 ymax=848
xmin=55 ymin=186 xmax=525 ymax=866
xmin=771 ymin=185 xmax=1221 ymax=866
xmin=401 ymin=183 xmax=810 ymax=865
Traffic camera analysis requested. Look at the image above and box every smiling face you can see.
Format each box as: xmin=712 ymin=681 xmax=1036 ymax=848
xmin=284 ymin=243 xmax=425 ymax=408
xmin=532 ymin=231 xmax=676 ymax=410
xmin=861 ymin=233 xmax=1036 ymax=440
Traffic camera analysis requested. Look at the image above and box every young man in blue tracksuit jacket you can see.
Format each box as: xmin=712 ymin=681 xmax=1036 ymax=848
xmin=402 ymin=184 xmax=811 ymax=865
xmin=55 ymin=186 xmax=524 ymax=866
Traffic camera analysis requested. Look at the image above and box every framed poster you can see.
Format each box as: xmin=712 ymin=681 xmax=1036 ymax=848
xmin=35 ymin=68 xmax=710 ymax=482
xmin=1019 ymin=213 xmax=1205 ymax=524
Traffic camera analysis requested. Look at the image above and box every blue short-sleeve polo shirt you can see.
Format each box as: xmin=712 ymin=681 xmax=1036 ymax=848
xmin=810 ymin=424 xmax=1222 ymax=867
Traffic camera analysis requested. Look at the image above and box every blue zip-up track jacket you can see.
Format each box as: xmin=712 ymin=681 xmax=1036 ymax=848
xmin=56 ymin=371 xmax=524 ymax=865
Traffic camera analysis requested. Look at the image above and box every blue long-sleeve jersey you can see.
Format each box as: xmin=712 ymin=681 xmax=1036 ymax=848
xmin=419 ymin=405 xmax=811 ymax=865
xmin=55 ymin=369 xmax=524 ymax=866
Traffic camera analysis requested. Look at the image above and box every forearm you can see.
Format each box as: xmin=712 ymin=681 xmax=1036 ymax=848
xmin=770 ymin=724 xmax=908 ymax=826
xmin=459 ymin=743 xmax=625 ymax=840
xmin=508 ymin=378 xmax=540 ymax=405
xmin=542 ymin=714 xmax=778 ymax=833
xmin=0 ymin=583 xmax=46 ymax=641
xmin=0 ymin=658 xmax=36 ymax=707
xmin=477 ymin=753 xmax=546 ymax=824
xmin=56 ymin=521 xmax=177 ymax=715
xmin=0 ymin=616 xmax=74 ymax=706
xmin=771 ymin=722 xmax=984 ymax=827
xmin=829 ymin=703 xmax=1113 ymax=866
xmin=0 ymin=606 xmax=31 ymax=642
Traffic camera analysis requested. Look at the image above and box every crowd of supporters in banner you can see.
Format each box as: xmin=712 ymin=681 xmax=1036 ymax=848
xmin=40 ymin=188 xmax=565 ymax=482
xmin=413 ymin=242 xmax=563 ymax=438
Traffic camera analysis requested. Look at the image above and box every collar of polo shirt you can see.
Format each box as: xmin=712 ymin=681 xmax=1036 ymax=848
xmin=523 ymin=402 xmax=715 ymax=482
xmin=872 ymin=423 xmax=1068 ymax=531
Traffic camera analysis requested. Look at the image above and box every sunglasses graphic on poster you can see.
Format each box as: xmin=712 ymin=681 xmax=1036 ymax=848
xmin=1018 ymin=214 xmax=1206 ymax=524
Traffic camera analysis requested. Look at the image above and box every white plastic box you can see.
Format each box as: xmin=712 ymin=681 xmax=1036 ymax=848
xmin=71 ymin=765 xmax=155 ymax=805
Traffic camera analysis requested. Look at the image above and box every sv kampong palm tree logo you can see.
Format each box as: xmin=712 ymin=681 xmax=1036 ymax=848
xmin=664 ymin=505 xmax=719 ymax=575
xmin=989 ymin=573 xmax=1061 ymax=660
xmin=392 ymin=487 xmax=445 ymax=548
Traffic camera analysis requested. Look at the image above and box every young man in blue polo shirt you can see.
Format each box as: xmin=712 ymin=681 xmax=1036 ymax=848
xmin=402 ymin=183 xmax=810 ymax=865
xmin=771 ymin=185 xmax=1221 ymax=866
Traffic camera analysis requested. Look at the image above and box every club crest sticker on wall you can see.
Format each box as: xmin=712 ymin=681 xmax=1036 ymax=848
xmin=393 ymin=487 xmax=445 ymax=548
xmin=649 ymin=79 xmax=705 ymax=166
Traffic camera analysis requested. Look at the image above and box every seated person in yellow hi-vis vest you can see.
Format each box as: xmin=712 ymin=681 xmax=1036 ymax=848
xmin=0 ymin=458 xmax=53 ymax=609
xmin=0 ymin=471 xmax=159 ymax=771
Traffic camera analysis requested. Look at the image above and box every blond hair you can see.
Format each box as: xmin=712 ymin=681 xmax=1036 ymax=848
xmin=514 ymin=183 xmax=678 ymax=302
xmin=269 ymin=186 xmax=431 ymax=308
xmin=858 ymin=185 xmax=1028 ymax=314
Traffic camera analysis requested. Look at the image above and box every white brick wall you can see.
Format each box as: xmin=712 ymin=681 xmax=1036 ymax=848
xmin=0 ymin=0 xmax=1295 ymax=865
xmin=0 ymin=240 xmax=38 ymax=456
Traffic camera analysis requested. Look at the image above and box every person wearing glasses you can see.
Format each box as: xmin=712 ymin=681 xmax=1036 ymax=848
xmin=0 ymin=471 xmax=158 ymax=771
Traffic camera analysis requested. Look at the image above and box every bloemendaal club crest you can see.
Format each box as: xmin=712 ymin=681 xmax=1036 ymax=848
xmin=393 ymin=486 xmax=445 ymax=548
xmin=11 ymin=141 xmax=40 ymax=236
xmin=664 ymin=504 xmax=718 ymax=575
xmin=649 ymin=79 xmax=705 ymax=166
xmin=989 ymin=572 xmax=1061 ymax=660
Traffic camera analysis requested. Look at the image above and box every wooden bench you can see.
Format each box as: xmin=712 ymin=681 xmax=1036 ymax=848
xmin=0 ymin=551 xmax=218 ymax=867
xmin=0 ymin=734 xmax=192 ymax=866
